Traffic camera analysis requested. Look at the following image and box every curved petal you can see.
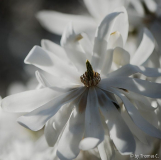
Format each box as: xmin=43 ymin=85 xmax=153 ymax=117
xmin=36 ymin=10 xmax=96 ymax=35
xmin=25 ymin=46 xmax=81 ymax=84
xmin=93 ymin=7 xmax=128 ymax=71
xmin=17 ymin=87 xmax=86 ymax=131
xmin=96 ymin=11 xmax=121 ymax=41
xmin=98 ymin=77 xmax=161 ymax=98
xmin=105 ymin=87 xmax=161 ymax=139
xmin=41 ymin=39 xmax=69 ymax=61
xmin=108 ymin=64 xmax=161 ymax=78
xmin=79 ymin=87 xmax=104 ymax=150
xmin=97 ymin=88 xmax=135 ymax=155
xmin=44 ymin=103 xmax=73 ymax=147
xmin=1 ymin=87 xmax=58 ymax=112
xmin=111 ymin=7 xmax=129 ymax=46
xmin=57 ymin=92 xmax=87 ymax=160
xmin=130 ymin=28 xmax=155 ymax=65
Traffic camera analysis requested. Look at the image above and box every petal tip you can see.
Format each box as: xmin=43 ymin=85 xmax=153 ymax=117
xmin=79 ymin=137 xmax=101 ymax=150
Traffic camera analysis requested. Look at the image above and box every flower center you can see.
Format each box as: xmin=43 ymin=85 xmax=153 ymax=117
xmin=80 ymin=60 xmax=101 ymax=87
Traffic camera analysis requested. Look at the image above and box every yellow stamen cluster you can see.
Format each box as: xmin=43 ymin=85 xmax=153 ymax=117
xmin=80 ymin=60 xmax=101 ymax=87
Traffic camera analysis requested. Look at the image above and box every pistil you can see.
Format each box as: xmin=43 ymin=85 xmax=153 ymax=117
xmin=80 ymin=60 xmax=101 ymax=87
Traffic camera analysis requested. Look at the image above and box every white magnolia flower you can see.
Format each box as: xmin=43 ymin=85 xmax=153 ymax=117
xmin=2 ymin=7 xmax=161 ymax=160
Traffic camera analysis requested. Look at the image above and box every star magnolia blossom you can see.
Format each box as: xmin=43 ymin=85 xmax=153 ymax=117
xmin=2 ymin=7 xmax=161 ymax=160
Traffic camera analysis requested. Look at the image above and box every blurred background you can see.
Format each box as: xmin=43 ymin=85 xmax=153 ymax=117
xmin=0 ymin=0 xmax=88 ymax=97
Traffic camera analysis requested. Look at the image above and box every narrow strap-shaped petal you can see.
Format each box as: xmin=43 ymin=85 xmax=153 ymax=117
xmin=110 ymin=7 xmax=128 ymax=46
xmin=91 ymin=37 xmax=107 ymax=72
xmin=101 ymin=49 xmax=113 ymax=75
xmin=57 ymin=90 xmax=88 ymax=160
xmin=105 ymin=87 xmax=161 ymax=139
xmin=98 ymin=77 xmax=161 ymax=98
xmin=36 ymin=10 xmax=96 ymax=35
xmin=96 ymin=7 xmax=128 ymax=44
xmin=1 ymin=87 xmax=59 ymax=112
xmin=79 ymin=87 xmax=104 ymax=150
xmin=25 ymin=46 xmax=81 ymax=84
xmin=131 ymin=28 xmax=155 ymax=65
xmin=108 ymin=64 xmax=161 ymax=78
xmin=96 ymin=88 xmax=135 ymax=155
xmin=79 ymin=32 xmax=93 ymax=61
xmin=17 ymin=87 xmax=86 ymax=131
xmin=119 ymin=89 xmax=155 ymax=111
xmin=44 ymin=103 xmax=73 ymax=147
xmin=121 ymin=107 xmax=149 ymax=145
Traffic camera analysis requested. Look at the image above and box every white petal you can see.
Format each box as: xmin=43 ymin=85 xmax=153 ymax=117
xmin=25 ymin=46 xmax=80 ymax=84
xmin=44 ymin=103 xmax=73 ymax=147
xmin=79 ymin=32 xmax=93 ymax=61
xmin=79 ymin=87 xmax=104 ymax=150
xmin=35 ymin=71 xmax=51 ymax=87
xmin=113 ymin=47 xmax=130 ymax=67
xmin=91 ymin=37 xmax=107 ymax=72
xmin=96 ymin=11 xmax=121 ymax=41
xmin=97 ymin=88 xmax=135 ymax=155
xmin=98 ymin=77 xmax=161 ymax=98
xmin=108 ymin=31 xmax=123 ymax=49
xmin=17 ymin=87 xmax=86 ymax=131
xmin=64 ymin=48 xmax=86 ymax=73
xmin=36 ymin=10 xmax=96 ymax=35
xmin=108 ymin=64 xmax=161 ymax=78
xmin=1 ymin=87 xmax=58 ymax=112
xmin=57 ymin=96 xmax=86 ymax=160
xmin=110 ymin=7 xmax=129 ymax=46
xmin=61 ymin=23 xmax=87 ymax=72
xmin=98 ymin=118 xmax=115 ymax=160
xmin=60 ymin=23 xmax=76 ymax=47
xmin=106 ymin=87 xmax=161 ymax=139
xmin=121 ymin=106 xmax=149 ymax=144
xmin=101 ymin=49 xmax=113 ymax=76
xmin=143 ymin=0 xmax=157 ymax=13
xmin=119 ymin=90 xmax=155 ymax=111
xmin=41 ymin=39 xmax=69 ymax=61
xmin=131 ymin=28 xmax=155 ymax=65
